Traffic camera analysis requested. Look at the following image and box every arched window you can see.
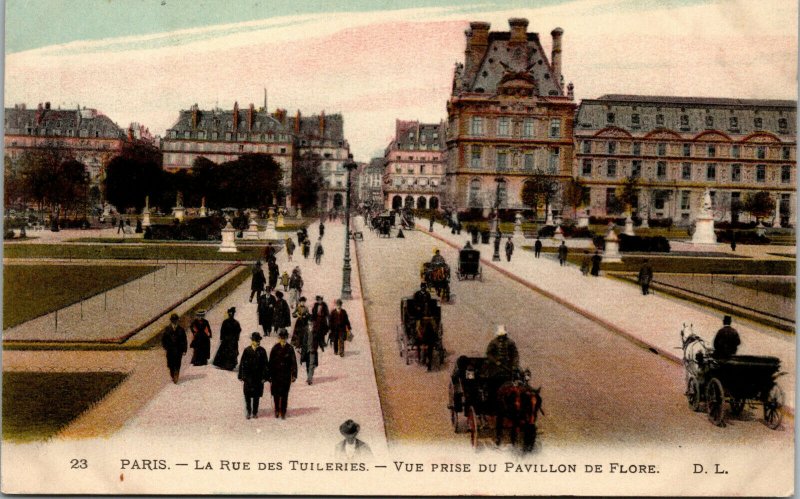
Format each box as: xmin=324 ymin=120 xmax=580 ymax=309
xmin=392 ymin=195 xmax=402 ymax=209
xmin=429 ymin=197 xmax=439 ymax=210
xmin=333 ymin=193 xmax=344 ymax=208
xmin=416 ymin=197 xmax=427 ymax=209
xmin=404 ymin=196 xmax=415 ymax=209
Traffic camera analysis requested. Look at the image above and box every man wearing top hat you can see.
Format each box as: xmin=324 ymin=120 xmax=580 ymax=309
xmin=272 ymin=290 xmax=292 ymax=335
xmin=328 ymin=299 xmax=352 ymax=357
xmin=213 ymin=307 xmax=242 ymax=371
xmin=486 ymin=325 xmax=519 ymax=378
xmin=713 ymin=315 xmax=740 ymax=359
xmin=335 ymin=420 xmax=373 ymax=461
xmin=311 ymin=295 xmax=330 ymax=353
xmin=250 ymin=261 xmax=266 ymax=303
xmin=238 ymin=332 xmax=270 ymax=419
xmin=161 ymin=313 xmax=187 ymax=383
xmin=269 ymin=329 xmax=297 ymax=419
xmin=189 ymin=309 xmax=212 ymax=366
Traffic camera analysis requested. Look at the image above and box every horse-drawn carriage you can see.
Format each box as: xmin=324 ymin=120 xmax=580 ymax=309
xmin=372 ymin=214 xmax=393 ymax=237
xmin=680 ymin=325 xmax=785 ymax=429
xmin=456 ymin=247 xmax=482 ymax=281
xmin=399 ymin=210 xmax=415 ymax=230
xmin=396 ymin=296 xmax=445 ymax=369
xmin=421 ymin=261 xmax=451 ymax=302
xmin=448 ymin=356 xmax=543 ymax=451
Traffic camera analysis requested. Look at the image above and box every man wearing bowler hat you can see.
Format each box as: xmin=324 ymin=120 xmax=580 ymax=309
xmin=238 ymin=332 xmax=269 ymax=419
xmin=269 ymin=329 xmax=297 ymax=419
xmin=335 ymin=420 xmax=372 ymax=461
xmin=161 ymin=313 xmax=187 ymax=383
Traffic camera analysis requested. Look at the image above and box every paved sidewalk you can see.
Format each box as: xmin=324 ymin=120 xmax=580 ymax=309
xmin=421 ymin=221 xmax=796 ymax=410
xmin=112 ymin=219 xmax=388 ymax=455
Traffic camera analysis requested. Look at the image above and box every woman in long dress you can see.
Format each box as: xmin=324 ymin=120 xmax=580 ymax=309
xmin=212 ymin=307 xmax=241 ymax=370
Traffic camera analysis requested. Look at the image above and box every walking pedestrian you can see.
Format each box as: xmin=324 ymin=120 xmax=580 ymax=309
xmin=212 ymin=307 xmax=241 ymax=370
xmin=429 ymin=217 xmax=434 ymax=232
xmin=311 ymin=295 xmax=330 ymax=353
xmin=257 ymin=289 xmax=275 ymax=337
xmin=590 ymin=251 xmax=602 ymax=276
xmin=117 ymin=217 xmax=124 ymax=234
xmin=319 ymin=221 xmax=325 ymax=239
xmin=189 ymin=310 xmax=212 ymax=366
xmin=285 ymin=237 xmax=296 ymax=262
xmin=238 ymin=332 xmax=269 ymax=419
xmin=638 ymin=259 xmax=654 ymax=295
xmin=291 ymin=297 xmax=310 ymax=349
xmin=558 ymin=241 xmax=568 ymax=266
xmin=580 ymin=251 xmax=591 ymax=276
xmin=249 ymin=261 xmax=266 ymax=303
xmin=329 ymin=299 xmax=352 ymax=357
xmin=534 ymin=237 xmax=542 ymax=258
xmin=505 ymin=237 xmax=514 ymax=262
xmin=269 ymin=329 xmax=297 ymax=419
xmin=314 ymin=238 xmax=324 ymax=265
xmin=302 ymin=238 xmax=311 ymax=259
xmin=288 ymin=267 xmax=304 ymax=309
xmin=280 ymin=271 xmax=290 ymax=291
xmin=272 ymin=290 xmax=292 ymax=335
xmin=161 ymin=313 xmax=187 ymax=383
xmin=300 ymin=309 xmax=321 ymax=385
xmin=268 ymin=259 xmax=279 ymax=291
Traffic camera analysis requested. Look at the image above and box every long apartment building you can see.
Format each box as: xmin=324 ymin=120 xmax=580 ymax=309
xmin=445 ymin=18 xmax=576 ymax=215
xmin=575 ymin=95 xmax=796 ymax=225
xmin=383 ymin=119 xmax=446 ymax=210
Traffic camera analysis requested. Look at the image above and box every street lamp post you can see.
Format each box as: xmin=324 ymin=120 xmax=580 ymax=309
xmin=341 ymin=155 xmax=358 ymax=300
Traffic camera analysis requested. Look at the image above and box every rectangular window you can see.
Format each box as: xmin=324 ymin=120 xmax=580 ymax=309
xmin=705 ymin=115 xmax=714 ymax=128
xmin=680 ymin=114 xmax=689 ymax=130
xmin=683 ymin=143 xmax=691 ymax=157
xmin=781 ymin=165 xmax=791 ymax=183
xmin=606 ymin=112 xmax=615 ymax=124
xmin=731 ymin=145 xmax=740 ymax=158
xmin=632 ymin=160 xmax=642 ymax=178
xmin=470 ymin=145 xmax=482 ymax=168
xmin=757 ymin=146 xmax=766 ymax=159
xmin=779 ymin=118 xmax=788 ymax=131
xmin=524 ymin=154 xmax=534 ymax=171
xmin=631 ymin=114 xmax=640 ymax=126
xmin=607 ymin=141 xmax=616 ymax=154
xmin=549 ymin=119 xmax=561 ymax=138
xmin=657 ymin=143 xmax=667 ymax=156
xmin=654 ymin=192 xmax=666 ymax=210
xmin=782 ymin=147 xmax=790 ymax=160
xmin=470 ymin=116 xmax=484 ymax=136
xmin=582 ymin=159 xmax=592 ymax=176
xmin=632 ymin=142 xmax=641 ymax=156
xmin=706 ymin=163 xmax=716 ymax=180
xmin=523 ymin=119 xmax=534 ymax=138
xmin=682 ymin=162 xmax=691 ymax=180
xmin=549 ymin=148 xmax=560 ymax=173
xmin=756 ymin=164 xmax=766 ymax=182
xmin=395 ymin=166 xmax=401 ymax=174
xmin=657 ymin=161 xmax=667 ymax=179
xmin=419 ymin=165 xmax=425 ymax=174
xmin=607 ymin=159 xmax=617 ymax=178
xmin=656 ymin=114 xmax=664 ymax=126
xmin=680 ymin=191 xmax=690 ymax=210
xmin=496 ymin=150 xmax=508 ymax=170
xmin=498 ymin=117 xmax=510 ymax=137
xmin=754 ymin=117 xmax=763 ymax=129
xmin=731 ymin=163 xmax=741 ymax=182
xmin=581 ymin=140 xmax=591 ymax=154
xmin=707 ymin=145 xmax=716 ymax=157
xmin=729 ymin=117 xmax=738 ymax=130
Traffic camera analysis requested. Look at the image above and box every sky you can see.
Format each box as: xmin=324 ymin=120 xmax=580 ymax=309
xmin=4 ymin=0 xmax=797 ymax=161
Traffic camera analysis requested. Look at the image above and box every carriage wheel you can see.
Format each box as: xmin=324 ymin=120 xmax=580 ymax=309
xmin=706 ymin=378 xmax=725 ymax=427
xmin=763 ymin=385 xmax=784 ymax=430
xmin=729 ymin=399 xmax=745 ymax=417
xmin=468 ymin=406 xmax=478 ymax=448
xmin=686 ymin=377 xmax=702 ymax=412
xmin=451 ymin=407 xmax=460 ymax=433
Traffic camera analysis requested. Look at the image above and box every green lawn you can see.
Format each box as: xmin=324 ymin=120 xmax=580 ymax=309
xmin=2 ymin=372 xmax=127 ymax=441
xmin=3 ymin=264 xmax=159 ymax=328
xmin=3 ymin=244 xmax=267 ymax=261
xmin=727 ymin=278 xmax=795 ymax=298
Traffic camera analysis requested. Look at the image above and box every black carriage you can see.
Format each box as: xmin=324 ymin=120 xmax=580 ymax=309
xmin=373 ymin=216 xmax=392 ymax=237
xmin=448 ymin=356 xmax=542 ymax=451
xmin=421 ymin=261 xmax=451 ymax=302
xmin=456 ymin=248 xmax=482 ymax=280
xmin=396 ymin=296 xmax=445 ymax=369
xmin=680 ymin=326 xmax=784 ymax=429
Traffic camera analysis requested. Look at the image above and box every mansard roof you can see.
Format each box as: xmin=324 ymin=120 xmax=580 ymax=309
xmin=5 ymin=105 xmax=124 ymax=138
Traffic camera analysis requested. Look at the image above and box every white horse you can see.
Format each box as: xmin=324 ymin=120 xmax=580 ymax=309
xmin=680 ymin=324 xmax=709 ymax=378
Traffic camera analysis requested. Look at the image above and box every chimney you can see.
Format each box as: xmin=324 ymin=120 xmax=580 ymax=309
xmin=294 ymin=109 xmax=301 ymax=133
xmin=551 ymin=27 xmax=564 ymax=88
xmin=191 ymin=103 xmax=198 ymax=128
xmin=509 ymin=18 xmax=528 ymax=44
xmin=233 ymin=101 xmax=239 ymax=132
xmin=248 ymin=103 xmax=255 ymax=131
xmin=128 ymin=126 xmax=134 ymax=141
xmin=45 ymin=101 xmax=51 ymax=110
xmin=464 ymin=21 xmax=490 ymax=83
xmin=319 ymin=111 xmax=325 ymax=135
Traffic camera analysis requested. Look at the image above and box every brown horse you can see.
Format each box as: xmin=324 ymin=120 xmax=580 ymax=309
xmin=496 ymin=378 xmax=543 ymax=452
xmin=416 ymin=317 xmax=439 ymax=371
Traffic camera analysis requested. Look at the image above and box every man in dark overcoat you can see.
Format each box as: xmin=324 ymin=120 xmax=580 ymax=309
xmin=534 ymin=237 xmax=543 ymax=258
xmin=311 ymin=295 xmax=330 ymax=352
xmin=267 ymin=259 xmax=279 ymax=291
xmin=319 ymin=221 xmax=325 ymax=238
xmin=189 ymin=310 xmax=212 ymax=366
xmin=505 ymin=237 xmax=514 ymax=262
xmin=213 ymin=307 xmax=242 ymax=370
xmin=258 ymin=289 xmax=276 ymax=337
xmin=269 ymin=329 xmax=297 ymax=419
xmin=558 ymin=241 xmax=568 ymax=266
xmin=162 ymin=313 xmax=187 ymax=383
xmin=302 ymin=238 xmax=311 ymax=259
xmin=329 ymin=299 xmax=352 ymax=357
xmin=238 ymin=332 xmax=269 ymax=419
xmin=590 ymin=251 xmax=602 ymax=276
xmin=713 ymin=315 xmax=740 ymax=359
xmin=300 ymin=312 xmax=320 ymax=385
xmin=272 ymin=290 xmax=292 ymax=335
xmin=637 ymin=259 xmax=654 ymax=295
xmin=250 ymin=261 xmax=266 ymax=303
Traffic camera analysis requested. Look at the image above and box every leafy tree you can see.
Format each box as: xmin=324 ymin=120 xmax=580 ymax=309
xmin=562 ymin=176 xmax=589 ymax=218
xmin=291 ymin=152 xmax=324 ymax=212
xmin=616 ymin=175 xmax=639 ymax=215
xmin=743 ymin=191 xmax=774 ymax=223
xmin=55 ymin=159 xmax=90 ymax=218
xmin=190 ymin=153 xmax=283 ymax=210
xmin=4 ymin=156 xmax=24 ymax=210
xmin=521 ymin=170 xmax=559 ymax=220
xmin=103 ymin=140 xmax=164 ymax=212
xmin=17 ymin=144 xmax=73 ymax=220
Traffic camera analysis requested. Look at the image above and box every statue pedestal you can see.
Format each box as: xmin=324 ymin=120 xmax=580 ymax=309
xmin=172 ymin=206 xmax=185 ymax=222
xmin=512 ymin=212 xmax=525 ymax=244
xmin=577 ymin=212 xmax=590 ymax=228
xmin=604 ymin=228 xmax=622 ymax=262
xmin=553 ymin=225 xmax=565 ymax=242
xmin=277 ymin=214 xmax=285 ymax=228
xmin=296 ymin=208 xmax=303 ymax=219
xmin=623 ymin=215 xmax=635 ymax=236
xmin=142 ymin=210 xmax=151 ymax=228
xmin=244 ymin=218 xmax=260 ymax=240
xmin=262 ymin=221 xmax=278 ymax=241
xmin=199 ymin=206 xmax=207 ymax=217
xmin=640 ymin=216 xmax=649 ymax=229
xmin=218 ymin=223 xmax=238 ymax=253
xmin=545 ymin=206 xmax=554 ymax=226
xmin=691 ymin=216 xmax=717 ymax=245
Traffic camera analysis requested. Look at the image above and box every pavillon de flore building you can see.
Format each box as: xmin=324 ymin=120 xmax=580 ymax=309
xmin=383 ymin=119 xmax=446 ymax=211
xmin=574 ymin=95 xmax=796 ymax=225
xmin=445 ymin=18 xmax=576 ymax=216
xmin=161 ymin=102 xmax=350 ymax=211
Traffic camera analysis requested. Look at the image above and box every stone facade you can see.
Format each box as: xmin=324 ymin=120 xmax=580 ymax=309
xmin=383 ymin=120 xmax=445 ymax=211
xmin=4 ymin=102 xmax=126 ymax=183
xmin=445 ymin=18 xmax=576 ymax=216
xmin=575 ymin=95 xmax=796 ymax=225
xmin=359 ymin=157 xmax=384 ymax=209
